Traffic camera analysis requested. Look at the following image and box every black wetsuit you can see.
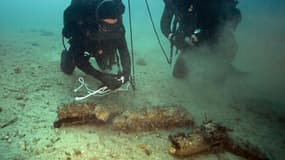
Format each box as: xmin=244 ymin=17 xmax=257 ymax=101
xmin=160 ymin=0 xmax=241 ymax=78
xmin=161 ymin=0 xmax=241 ymax=50
xmin=61 ymin=2 xmax=131 ymax=89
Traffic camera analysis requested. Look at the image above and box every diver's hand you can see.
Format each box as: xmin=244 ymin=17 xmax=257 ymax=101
xmin=98 ymin=73 xmax=124 ymax=90
xmin=183 ymin=34 xmax=200 ymax=46
xmin=189 ymin=29 xmax=208 ymax=45
xmin=168 ymin=29 xmax=204 ymax=48
xmin=168 ymin=32 xmax=189 ymax=49
xmin=191 ymin=34 xmax=199 ymax=43
xmin=168 ymin=32 xmax=185 ymax=43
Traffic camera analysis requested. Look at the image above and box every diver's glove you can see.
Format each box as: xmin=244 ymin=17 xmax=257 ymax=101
xmin=98 ymin=73 xmax=124 ymax=90
xmin=168 ymin=29 xmax=207 ymax=48
xmin=189 ymin=29 xmax=208 ymax=45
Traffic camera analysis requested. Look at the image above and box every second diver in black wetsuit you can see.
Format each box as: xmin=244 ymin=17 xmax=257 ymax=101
xmin=161 ymin=0 xmax=241 ymax=78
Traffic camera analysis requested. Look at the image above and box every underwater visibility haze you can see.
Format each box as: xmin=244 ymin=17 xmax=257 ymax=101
xmin=0 ymin=0 xmax=285 ymax=159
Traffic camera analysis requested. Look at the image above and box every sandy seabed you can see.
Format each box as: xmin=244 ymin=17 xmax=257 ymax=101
xmin=0 ymin=28 xmax=284 ymax=160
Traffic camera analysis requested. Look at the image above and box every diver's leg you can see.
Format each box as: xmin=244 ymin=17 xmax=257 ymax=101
xmin=60 ymin=37 xmax=85 ymax=75
xmin=60 ymin=49 xmax=76 ymax=75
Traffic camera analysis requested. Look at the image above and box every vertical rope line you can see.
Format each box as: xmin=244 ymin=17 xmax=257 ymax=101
xmin=128 ymin=0 xmax=136 ymax=89
xmin=144 ymin=0 xmax=172 ymax=64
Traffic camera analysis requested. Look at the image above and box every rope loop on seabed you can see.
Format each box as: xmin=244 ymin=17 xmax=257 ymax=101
xmin=73 ymin=77 xmax=129 ymax=101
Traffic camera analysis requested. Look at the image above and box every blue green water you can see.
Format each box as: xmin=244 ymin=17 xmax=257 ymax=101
xmin=0 ymin=1 xmax=284 ymax=159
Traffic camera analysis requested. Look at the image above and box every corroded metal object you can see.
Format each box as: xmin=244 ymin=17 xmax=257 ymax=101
xmin=54 ymin=103 xmax=194 ymax=132
xmin=168 ymin=121 xmax=269 ymax=159
xmin=53 ymin=102 xmax=113 ymax=128
xmin=112 ymin=106 xmax=194 ymax=132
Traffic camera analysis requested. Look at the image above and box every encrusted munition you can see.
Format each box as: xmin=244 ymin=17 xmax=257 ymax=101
xmin=54 ymin=102 xmax=115 ymax=128
xmin=111 ymin=106 xmax=194 ymax=132
xmin=53 ymin=102 xmax=269 ymax=159
xmin=168 ymin=121 xmax=269 ymax=160
xmin=54 ymin=103 xmax=194 ymax=132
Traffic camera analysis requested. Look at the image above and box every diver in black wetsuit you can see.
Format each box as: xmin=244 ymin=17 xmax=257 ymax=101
xmin=60 ymin=0 xmax=131 ymax=90
xmin=161 ymin=0 xmax=241 ymax=78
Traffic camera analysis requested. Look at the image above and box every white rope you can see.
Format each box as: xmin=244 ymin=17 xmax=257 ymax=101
xmin=73 ymin=77 xmax=130 ymax=101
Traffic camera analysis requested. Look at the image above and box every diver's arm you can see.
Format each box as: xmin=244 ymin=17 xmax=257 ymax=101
xmin=117 ymin=37 xmax=131 ymax=79
xmin=160 ymin=5 xmax=174 ymax=38
xmin=73 ymin=49 xmax=124 ymax=89
xmin=71 ymin=47 xmax=103 ymax=78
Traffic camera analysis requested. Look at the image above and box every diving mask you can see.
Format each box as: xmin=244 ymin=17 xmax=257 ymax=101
xmin=98 ymin=20 xmax=122 ymax=32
